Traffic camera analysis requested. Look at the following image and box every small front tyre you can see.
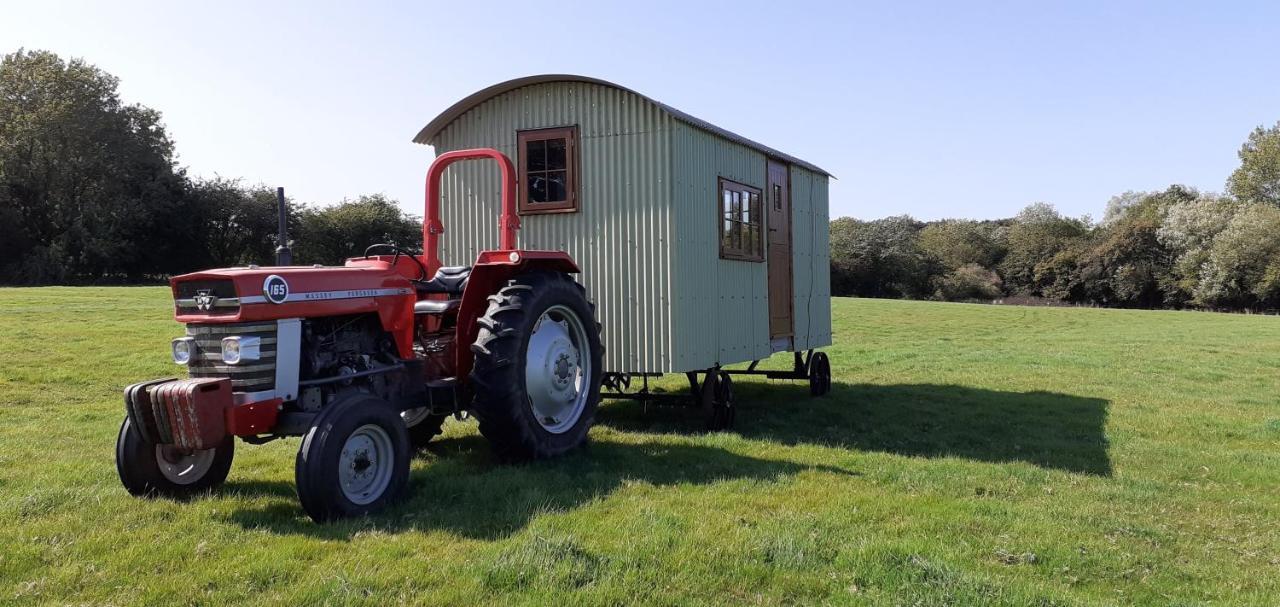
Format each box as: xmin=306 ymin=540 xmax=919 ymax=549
xmin=295 ymin=393 xmax=410 ymax=522
xmin=116 ymin=416 xmax=234 ymax=499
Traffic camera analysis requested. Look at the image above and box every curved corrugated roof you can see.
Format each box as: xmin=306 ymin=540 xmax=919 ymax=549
xmin=413 ymin=74 xmax=832 ymax=177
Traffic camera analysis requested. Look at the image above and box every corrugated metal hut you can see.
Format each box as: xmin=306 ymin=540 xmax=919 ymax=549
xmin=414 ymin=75 xmax=831 ymax=375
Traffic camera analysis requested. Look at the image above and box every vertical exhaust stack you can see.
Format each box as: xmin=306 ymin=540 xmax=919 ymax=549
xmin=275 ymin=186 xmax=292 ymax=266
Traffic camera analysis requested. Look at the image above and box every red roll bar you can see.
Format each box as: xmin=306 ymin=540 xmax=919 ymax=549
xmin=423 ymin=148 xmax=520 ymax=273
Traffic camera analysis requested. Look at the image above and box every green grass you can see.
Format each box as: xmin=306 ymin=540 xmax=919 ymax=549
xmin=2 ymin=288 xmax=1279 ymax=606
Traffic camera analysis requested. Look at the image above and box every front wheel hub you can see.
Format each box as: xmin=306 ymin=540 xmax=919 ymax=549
xmin=338 ymin=424 xmax=394 ymax=505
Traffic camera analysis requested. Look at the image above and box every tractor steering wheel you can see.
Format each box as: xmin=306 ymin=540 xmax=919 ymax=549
xmin=363 ymin=243 xmax=429 ymax=282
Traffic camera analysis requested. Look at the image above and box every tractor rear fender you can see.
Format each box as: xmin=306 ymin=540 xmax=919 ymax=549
xmin=454 ymin=250 xmax=581 ymax=380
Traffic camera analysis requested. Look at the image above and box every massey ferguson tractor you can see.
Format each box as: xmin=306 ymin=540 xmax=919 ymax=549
xmin=116 ymin=149 xmax=603 ymax=522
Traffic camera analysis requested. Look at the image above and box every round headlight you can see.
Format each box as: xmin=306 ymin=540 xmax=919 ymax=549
xmin=221 ymin=337 xmax=241 ymax=365
xmin=171 ymin=337 xmax=194 ymax=365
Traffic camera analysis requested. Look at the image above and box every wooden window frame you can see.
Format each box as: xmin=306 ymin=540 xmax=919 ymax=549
xmin=718 ymin=177 xmax=765 ymax=262
xmin=517 ymin=125 xmax=579 ymax=215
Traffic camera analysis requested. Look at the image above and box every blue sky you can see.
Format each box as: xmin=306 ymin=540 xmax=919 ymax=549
xmin=3 ymin=1 xmax=1278 ymax=221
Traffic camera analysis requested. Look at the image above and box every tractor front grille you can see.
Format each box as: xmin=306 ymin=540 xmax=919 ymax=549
xmin=186 ymin=322 xmax=277 ymax=392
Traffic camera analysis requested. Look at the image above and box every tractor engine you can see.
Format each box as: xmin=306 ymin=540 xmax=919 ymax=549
xmin=296 ymin=314 xmax=407 ymax=412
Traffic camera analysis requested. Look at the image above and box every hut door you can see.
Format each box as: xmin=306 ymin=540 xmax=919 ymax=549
xmin=767 ymin=160 xmax=793 ymax=339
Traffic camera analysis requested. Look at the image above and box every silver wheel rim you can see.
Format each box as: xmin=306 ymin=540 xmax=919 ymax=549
xmin=401 ymin=407 xmax=431 ymax=427
xmin=155 ymin=445 xmax=216 ymax=485
xmin=338 ymin=424 xmax=394 ymax=506
xmin=525 ymin=304 xmax=592 ymax=434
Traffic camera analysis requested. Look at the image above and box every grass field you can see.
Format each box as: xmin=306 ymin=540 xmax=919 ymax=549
xmin=1 ymin=288 xmax=1278 ymax=606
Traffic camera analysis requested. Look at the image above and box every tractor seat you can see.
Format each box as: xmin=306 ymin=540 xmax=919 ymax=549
xmin=417 ymin=266 xmax=471 ymax=294
xmin=414 ymin=298 xmax=460 ymax=315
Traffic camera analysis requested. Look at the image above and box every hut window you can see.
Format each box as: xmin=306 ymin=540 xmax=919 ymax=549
xmin=517 ymin=126 xmax=578 ymax=214
xmin=718 ymin=178 xmax=763 ymax=262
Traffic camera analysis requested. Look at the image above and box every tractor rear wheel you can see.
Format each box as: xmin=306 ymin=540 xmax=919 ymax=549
xmin=116 ymin=416 xmax=234 ymax=499
xmin=295 ymin=393 xmax=410 ymax=522
xmin=470 ymin=271 xmax=602 ymax=462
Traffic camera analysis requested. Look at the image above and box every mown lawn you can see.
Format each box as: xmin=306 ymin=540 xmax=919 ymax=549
xmin=1 ymin=287 xmax=1278 ymax=606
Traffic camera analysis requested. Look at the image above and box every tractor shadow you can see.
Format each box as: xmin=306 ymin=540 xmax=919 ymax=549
xmin=598 ymin=381 xmax=1112 ymax=477
xmin=219 ymin=381 xmax=1108 ymax=539
xmin=219 ymin=436 xmax=857 ymax=540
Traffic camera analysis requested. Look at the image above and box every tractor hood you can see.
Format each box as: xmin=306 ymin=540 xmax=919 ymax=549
xmin=170 ymin=260 xmax=415 ymax=324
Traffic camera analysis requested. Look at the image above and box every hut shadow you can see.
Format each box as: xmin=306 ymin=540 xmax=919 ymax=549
xmin=219 ymin=436 xmax=856 ymax=540
xmin=597 ymin=381 xmax=1111 ymax=477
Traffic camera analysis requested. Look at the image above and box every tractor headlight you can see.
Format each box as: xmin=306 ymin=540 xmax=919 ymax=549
xmin=221 ymin=336 xmax=261 ymax=365
xmin=171 ymin=337 xmax=195 ymax=365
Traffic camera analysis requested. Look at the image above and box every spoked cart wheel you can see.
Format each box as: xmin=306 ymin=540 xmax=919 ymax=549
xmin=808 ymin=351 xmax=832 ymax=396
xmin=295 ymin=393 xmax=410 ymax=522
xmin=705 ymin=371 xmax=736 ymax=431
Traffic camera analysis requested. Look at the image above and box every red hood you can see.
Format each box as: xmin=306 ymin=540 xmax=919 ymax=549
xmin=170 ymin=259 xmax=414 ymax=324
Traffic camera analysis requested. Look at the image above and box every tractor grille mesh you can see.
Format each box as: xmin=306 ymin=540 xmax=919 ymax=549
xmin=186 ymin=322 xmax=277 ymax=391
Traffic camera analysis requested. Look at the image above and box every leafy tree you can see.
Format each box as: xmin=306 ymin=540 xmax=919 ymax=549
xmin=185 ymin=178 xmax=298 ymax=268
xmin=1194 ymin=203 xmax=1280 ymax=309
xmin=1072 ymin=186 xmax=1191 ymax=307
xmin=294 ymin=194 xmax=421 ymax=266
xmin=1000 ymin=203 xmax=1091 ymax=295
xmin=918 ymin=220 xmax=1005 ymax=271
xmin=830 ymin=215 xmax=932 ymax=298
xmin=1101 ymin=191 xmax=1146 ymax=225
xmin=0 ymin=49 xmax=186 ymax=282
xmin=933 ymin=263 xmax=1003 ymax=301
xmin=1227 ymin=121 xmax=1280 ymax=207
xmin=1157 ymin=192 xmax=1241 ymax=304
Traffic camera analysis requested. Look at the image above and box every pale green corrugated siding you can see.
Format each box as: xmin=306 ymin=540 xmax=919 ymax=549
xmin=431 ymin=82 xmax=676 ymax=372
xmin=668 ymin=122 xmax=773 ymax=370
xmin=789 ymin=166 xmax=833 ymax=350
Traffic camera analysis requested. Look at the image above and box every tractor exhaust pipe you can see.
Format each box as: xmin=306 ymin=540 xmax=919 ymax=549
xmin=275 ymin=186 xmax=292 ymax=266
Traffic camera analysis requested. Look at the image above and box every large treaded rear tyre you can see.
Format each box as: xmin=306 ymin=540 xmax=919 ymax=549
xmin=116 ymin=416 xmax=234 ymax=499
xmin=470 ymin=271 xmax=603 ymax=462
xmin=295 ymin=393 xmax=410 ymax=522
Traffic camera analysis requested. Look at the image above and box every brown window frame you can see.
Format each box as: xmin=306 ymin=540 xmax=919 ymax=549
xmin=516 ymin=126 xmax=579 ymax=215
xmin=718 ymin=177 xmax=764 ymax=262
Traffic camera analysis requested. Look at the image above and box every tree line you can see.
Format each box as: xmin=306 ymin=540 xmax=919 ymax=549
xmin=5 ymin=49 xmax=1280 ymax=313
xmin=832 ymin=122 xmax=1280 ymax=312
xmin=0 ymin=49 xmax=421 ymax=284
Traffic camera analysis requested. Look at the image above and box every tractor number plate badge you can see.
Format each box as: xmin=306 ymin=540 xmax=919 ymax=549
xmin=263 ymin=275 xmax=289 ymax=304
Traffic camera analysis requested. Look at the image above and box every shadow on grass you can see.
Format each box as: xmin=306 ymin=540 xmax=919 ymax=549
xmin=219 ymin=436 xmax=857 ymax=540
xmin=218 ymin=381 xmax=1107 ymax=538
xmin=598 ymin=381 xmax=1111 ymax=477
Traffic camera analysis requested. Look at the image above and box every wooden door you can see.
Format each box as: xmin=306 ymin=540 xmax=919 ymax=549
xmin=767 ymin=159 xmax=793 ymax=338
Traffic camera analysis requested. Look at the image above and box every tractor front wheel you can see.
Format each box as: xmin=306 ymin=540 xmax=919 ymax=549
xmin=470 ymin=271 xmax=603 ymax=462
xmin=295 ymin=393 xmax=410 ymax=522
xmin=115 ymin=416 xmax=234 ymax=499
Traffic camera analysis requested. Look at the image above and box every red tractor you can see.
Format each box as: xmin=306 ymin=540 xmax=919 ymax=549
xmin=117 ymin=149 xmax=603 ymax=521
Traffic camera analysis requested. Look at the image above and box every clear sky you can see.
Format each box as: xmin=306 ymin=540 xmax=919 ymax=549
xmin=3 ymin=1 xmax=1278 ymax=221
